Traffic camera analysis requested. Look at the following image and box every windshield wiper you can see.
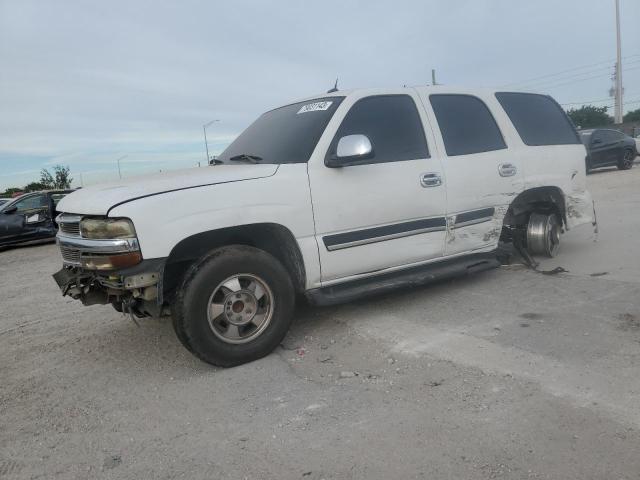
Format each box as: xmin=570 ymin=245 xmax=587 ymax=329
xmin=228 ymin=154 xmax=263 ymax=164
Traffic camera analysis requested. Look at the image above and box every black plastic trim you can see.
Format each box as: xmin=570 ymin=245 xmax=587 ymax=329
xmin=306 ymin=251 xmax=499 ymax=306
xmin=454 ymin=207 xmax=495 ymax=225
xmin=323 ymin=217 xmax=446 ymax=251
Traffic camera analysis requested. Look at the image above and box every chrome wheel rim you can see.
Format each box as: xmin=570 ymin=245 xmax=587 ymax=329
xmin=624 ymin=150 xmax=633 ymax=168
xmin=527 ymin=213 xmax=561 ymax=257
xmin=207 ymin=274 xmax=274 ymax=344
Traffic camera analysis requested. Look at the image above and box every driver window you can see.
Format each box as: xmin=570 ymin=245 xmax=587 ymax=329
xmin=329 ymin=95 xmax=429 ymax=164
xmin=13 ymin=195 xmax=47 ymax=213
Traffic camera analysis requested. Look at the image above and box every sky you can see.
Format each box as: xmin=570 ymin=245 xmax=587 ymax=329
xmin=1 ymin=0 xmax=639 ymax=190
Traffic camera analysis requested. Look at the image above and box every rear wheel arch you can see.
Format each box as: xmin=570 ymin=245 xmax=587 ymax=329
xmin=162 ymin=223 xmax=306 ymax=302
xmin=502 ymin=186 xmax=567 ymax=228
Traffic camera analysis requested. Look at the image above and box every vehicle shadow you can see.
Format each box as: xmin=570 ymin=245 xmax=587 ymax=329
xmin=0 ymin=238 xmax=55 ymax=252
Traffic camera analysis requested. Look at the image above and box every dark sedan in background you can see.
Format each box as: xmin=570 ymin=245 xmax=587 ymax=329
xmin=580 ymin=128 xmax=637 ymax=173
xmin=0 ymin=190 xmax=73 ymax=247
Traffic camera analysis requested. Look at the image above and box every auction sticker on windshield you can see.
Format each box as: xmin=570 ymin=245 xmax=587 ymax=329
xmin=297 ymin=101 xmax=333 ymax=114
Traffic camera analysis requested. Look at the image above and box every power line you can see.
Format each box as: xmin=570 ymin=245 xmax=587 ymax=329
xmin=502 ymin=53 xmax=640 ymax=88
xmin=529 ymin=64 xmax=640 ymax=91
xmin=519 ymin=58 xmax=640 ymax=90
xmin=563 ymin=98 xmax=640 ymax=110
xmin=560 ymin=97 xmax=613 ymax=106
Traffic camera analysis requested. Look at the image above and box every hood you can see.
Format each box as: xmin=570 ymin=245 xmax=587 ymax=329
xmin=57 ymin=164 xmax=279 ymax=216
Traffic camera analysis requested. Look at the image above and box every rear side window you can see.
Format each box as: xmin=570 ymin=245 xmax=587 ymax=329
xmin=331 ymin=95 xmax=429 ymax=164
xmin=495 ymin=92 xmax=580 ymax=146
xmin=429 ymin=94 xmax=506 ymax=156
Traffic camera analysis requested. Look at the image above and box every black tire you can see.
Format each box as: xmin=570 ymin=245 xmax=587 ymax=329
xmin=173 ymin=245 xmax=295 ymax=367
xmin=617 ymin=149 xmax=634 ymax=170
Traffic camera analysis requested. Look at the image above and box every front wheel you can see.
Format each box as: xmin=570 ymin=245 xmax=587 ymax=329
xmin=617 ymin=149 xmax=634 ymax=170
xmin=173 ymin=245 xmax=295 ymax=367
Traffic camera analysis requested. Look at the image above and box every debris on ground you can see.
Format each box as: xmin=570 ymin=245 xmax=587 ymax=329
xmin=590 ymin=271 xmax=609 ymax=277
xmin=102 ymin=455 xmax=122 ymax=470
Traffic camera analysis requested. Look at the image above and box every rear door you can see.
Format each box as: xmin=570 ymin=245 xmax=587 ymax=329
xmin=308 ymin=91 xmax=447 ymax=283
xmin=601 ymin=130 xmax=622 ymax=165
xmin=419 ymin=92 xmax=523 ymax=256
xmin=589 ymin=130 xmax=608 ymax=166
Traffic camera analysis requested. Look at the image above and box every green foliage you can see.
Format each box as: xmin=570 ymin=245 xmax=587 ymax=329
xmin=566 ymin=105 xmax=613 ymax=129
xmin=52 ymin=165 xmax=73 ymax=189
xmin=623 ymin=108 xmax=640 ymax=123
xmin=1 ymin=187 xmax=23 ymax=197
xmin=23 ymin=182 xmax=49 ymax=192
xmin=39 ymin=165 xmax=72 ymax=189
xmin=40 ymin=168 xmax=54 ymax=188
xmin=1 ymin=164 xmax=73 ymax=196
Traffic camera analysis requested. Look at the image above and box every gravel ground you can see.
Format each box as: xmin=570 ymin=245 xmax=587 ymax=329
xmin=1 ymin=165 xmax=640 ymax=480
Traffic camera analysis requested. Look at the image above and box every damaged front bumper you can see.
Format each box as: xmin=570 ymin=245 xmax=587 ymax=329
xmin=53 ymin=258 xmax=167 ymax=317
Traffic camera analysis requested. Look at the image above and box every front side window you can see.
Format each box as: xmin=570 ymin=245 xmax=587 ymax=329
xmin=218 ymin=97 xmax=344 ymax=164
xmin=328 ymin=95 xmax=429 ymax=164
xmin=495 ymin=92 xmax=580 ymax=146
xmin=13 ymin=194 xmax=47 ymax=213
xmin=429 ymin=94 xmax=506 ymax=156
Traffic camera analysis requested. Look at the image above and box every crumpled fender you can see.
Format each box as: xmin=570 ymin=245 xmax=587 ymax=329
xmin=565 ymin=189 xmax=596 ymax=230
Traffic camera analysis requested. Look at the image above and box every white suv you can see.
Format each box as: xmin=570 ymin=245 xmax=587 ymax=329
xmin=53 ymin=86 xmax=595 ymax=366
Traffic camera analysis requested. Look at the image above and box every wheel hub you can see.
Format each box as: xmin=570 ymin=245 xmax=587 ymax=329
xmin=224 ymin=291 xmax=257 ymax=325
xmin=206 ymin=274 xmax=274 ymax=344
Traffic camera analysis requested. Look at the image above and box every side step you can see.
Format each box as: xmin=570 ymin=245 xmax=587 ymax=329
xmin=305 ymin=252 xmax=500 ymax=306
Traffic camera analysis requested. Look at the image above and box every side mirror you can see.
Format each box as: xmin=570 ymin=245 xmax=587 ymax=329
xmin=325 ymin=134 xmax=374 ymax=168
xmin=3 ymin=206 xmax=17 ymax=214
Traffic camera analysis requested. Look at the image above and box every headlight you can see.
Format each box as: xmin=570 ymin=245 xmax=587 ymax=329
xmin=81 ymin=252 xmax=143 ymax=270
xmin=80 ymin=218 xmax=136 ymax=239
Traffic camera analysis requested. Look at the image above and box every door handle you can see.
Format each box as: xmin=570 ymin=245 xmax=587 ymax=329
xmin=498 ymin=163 xmax=517 ymax=177
xmin=420 ymin=172 xmax=442 ymax=188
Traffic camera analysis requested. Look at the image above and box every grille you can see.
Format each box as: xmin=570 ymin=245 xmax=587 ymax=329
xmin=59 ymin=245 xmax=81 ymax=265
xmin=59 ymin=222 xmax=80 ymax=237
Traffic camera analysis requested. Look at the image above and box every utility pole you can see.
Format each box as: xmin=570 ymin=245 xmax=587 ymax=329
xmin=431 ymin=69 xmax=437 ymax=86
xmin=614 ymin=0 xmax=623 ymax=123
xmin=203 ymin=119 xmax=220 ymax=164
xmin=116 ymin=155 xmax=127 ymax=179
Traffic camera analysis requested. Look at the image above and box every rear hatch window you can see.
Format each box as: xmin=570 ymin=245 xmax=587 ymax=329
xmin=496 ymin=92 xmax=580 ymax=146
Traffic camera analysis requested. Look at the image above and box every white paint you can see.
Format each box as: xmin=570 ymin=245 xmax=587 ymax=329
xmin=56 ymin=85 xmax=596 ymax=290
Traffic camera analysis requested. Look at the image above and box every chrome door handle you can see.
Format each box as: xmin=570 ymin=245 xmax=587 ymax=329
xmin=420 ymin=172 xmax=442 ymax=188
xmin=498 ymin=163 xmax=517 ymax=177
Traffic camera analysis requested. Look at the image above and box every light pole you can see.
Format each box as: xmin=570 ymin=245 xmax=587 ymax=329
xmin=614 ymin=0 xmax=623 ymax=124
xmin=203 ymin=119 xmax=220 ymax=164
xmin=116 ymin=155 xmax=127 ymax=179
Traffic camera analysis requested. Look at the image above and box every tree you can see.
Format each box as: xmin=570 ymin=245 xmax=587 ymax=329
xmin=1 ymin=187 xmax=23 ymax=197
xmin=40 ymin=168 xmax=54 ymax=189
xmin=24 ymin=182 xmax=49 ymax=192
xmin=39 ymin=165 xmax=72 ymax=189
xmin=53 ymin=165 xmax=72 ymax=189
xmin=623 ymin=108 xmax=640 ymax=123
xmin=566 ymin=105 xmax=613 ymax=129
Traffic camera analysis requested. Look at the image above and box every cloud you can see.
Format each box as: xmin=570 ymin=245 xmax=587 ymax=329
xmin=1 ymin=0 xmax=639 ymax=189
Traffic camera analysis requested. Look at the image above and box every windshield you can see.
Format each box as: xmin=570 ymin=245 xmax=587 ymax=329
xmin=218 ymin=97 xmax=344 ymax=164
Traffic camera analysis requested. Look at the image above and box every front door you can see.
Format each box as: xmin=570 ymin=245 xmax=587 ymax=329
xmin=308 ymin=92 xmax=447 ymax=283
xmin=0 ymin=193 xmax=50 ymax=244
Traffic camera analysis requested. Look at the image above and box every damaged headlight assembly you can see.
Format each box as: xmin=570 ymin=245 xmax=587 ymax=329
xmin=57 ymin=216 xmax=143 ymax=271
xmin=80 ymin=218 xmax=137 ymax=239
xmin=77 ymin=218 xmax=142 ymax=270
